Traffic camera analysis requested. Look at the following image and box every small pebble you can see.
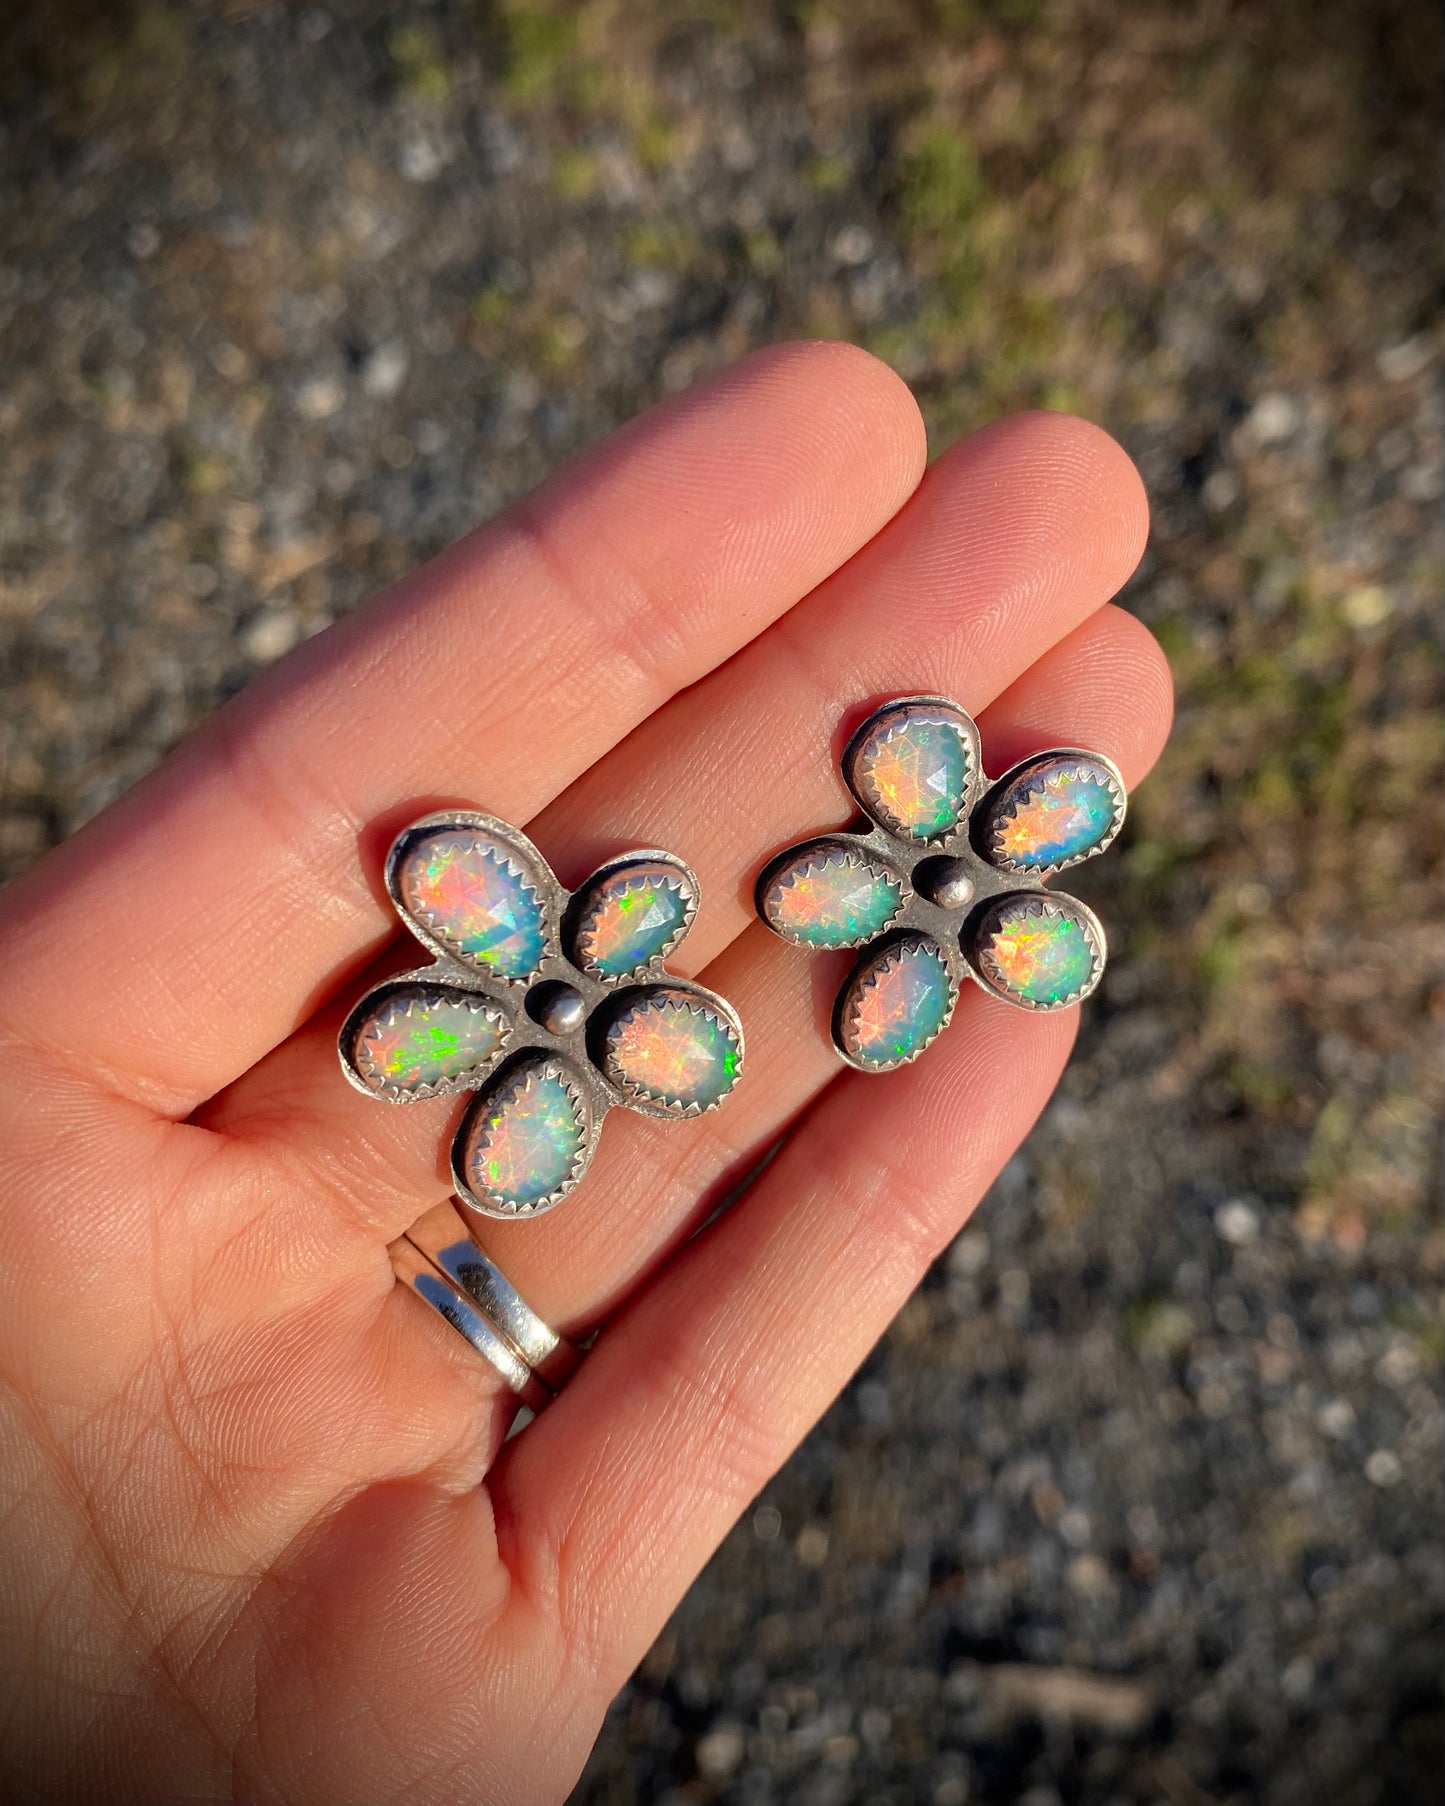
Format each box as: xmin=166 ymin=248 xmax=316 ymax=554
xmin=1215 ymin=1199 xmax=1261 ymax=1246
xmin=1365 ymin=1449 xmax=1403 ymax=1489
xmin=695 ymin=1722 xmax=746 ymax=1779
xmin=1247 ymin=393 xmax=1298 ymax=443
xmin=242 ymin=612 xmax=302 ymax=663
xmin=1316 ymin=1398 xmax=1356 ymax=1441
xmin=752 ymin=1504 xmax=782 ymax=1541
xmin=795 ymin=1524 xmax=830 ymax=1567
xmin=830 ymin=224 xmax=874 ymax=265
xmin=1377 ymin=333 xmax=1434 ymax=383
xmin=361 ymin=340 xmax=410 ymax=398
xmin=295 ymin=375 xmax=345 ymax=420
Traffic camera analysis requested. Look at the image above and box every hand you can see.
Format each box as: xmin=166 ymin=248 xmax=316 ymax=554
xmin=0 ymin=343 xmax=1169 ymax=1804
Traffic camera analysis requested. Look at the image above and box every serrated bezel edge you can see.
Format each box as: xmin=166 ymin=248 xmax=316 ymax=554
xmin=458 ymin=1056 xmax=594 ymax=1215
xmin=602 ymin=992 xmax=744 ymax=1117
xmin=836 ymin=933 xmax=959 ymax=1072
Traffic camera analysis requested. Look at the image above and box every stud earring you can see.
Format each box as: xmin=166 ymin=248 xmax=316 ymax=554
xmin=755 ymin=695 xmax=1126 ymax=1072
xmin=340 ymin=811 xmax=743 ymax=1218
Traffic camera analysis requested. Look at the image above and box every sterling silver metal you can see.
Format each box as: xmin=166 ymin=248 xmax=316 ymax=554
xmin=391 ymin=1237 xmax=552 ymax=1412
xmin=338 ymin=809 xmax=744 ymax=1222
xmin=755 ymin=694 xmax=1127 ymax=1073
xmin=404 ymin=1200 xmax=582 ymax=1392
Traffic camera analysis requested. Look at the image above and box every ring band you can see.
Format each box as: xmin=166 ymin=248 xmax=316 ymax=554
xmin=391 ymin=1238 xmax=552 ymax=1413
xmin=404 ymin=1201 xmax=584 ymax=1392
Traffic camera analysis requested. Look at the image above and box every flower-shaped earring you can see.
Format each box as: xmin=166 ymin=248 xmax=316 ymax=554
xmin=340 ymin=811 xmax=743 ymax=1218
xmin=756 ymin=695 xmax=1126 ymax=1072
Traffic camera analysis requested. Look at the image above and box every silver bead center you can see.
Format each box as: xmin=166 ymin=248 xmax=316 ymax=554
xmin=915 ymin=857 xmax=976 ymax=911
xmin=529 ymin=981 xmax=587 ymax=1037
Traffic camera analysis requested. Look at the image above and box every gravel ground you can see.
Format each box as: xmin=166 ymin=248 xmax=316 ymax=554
xmin=1 ymin=4 xmax=1441 ymax=1803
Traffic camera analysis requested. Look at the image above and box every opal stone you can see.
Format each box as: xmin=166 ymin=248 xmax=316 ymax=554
xmin=350 ymin=986 xmax=507 ymax=1098
xmin=397 ymin=828 xmax=547 ymax=980
xmin=851 ymin=703 xmax=975 ymax=841
xmin=603 ymin=987 xmax=742 ymax=1112
xmin=571 ymin=861 xmax=695 ymax=978
xmin=838 ymin=936 xmax=955 ymax=1071
xmin=974 ymin=894 xmax=1103 ymax=1008
xmin=464 ymin=1058 xmax=590 ymax=1210
xmin=981 ymin=756 xmax=1122 ymax=873
xmin=761 ymin=843 xmax=906 ymax=948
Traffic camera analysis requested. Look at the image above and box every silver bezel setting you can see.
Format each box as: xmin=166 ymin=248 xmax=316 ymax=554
xmin=339 ymin=809 xmax=744 ymax=1220
xmin=567 ymin=852 xmax=699 ymax=981
xmin=600 ymin=987 xmax=746 ymax=1117
xmin=971 ymin=892 xmax=1108 ymax=1011
xmin=453 ymin=1053 xmax=596 ymax=1219
xmin=842 ymin=696 xmax=983 ymax=844
xmin=390 ymin=819 xmax=553 ymax=985
xmin=834 ymin=931 xmax=960 ymax=1072
xmin=343 ymin=982 xmax=511 ymax=1102
xmin=755 ymin=695 xmax=1129 ymax=1072
xmin=977 ymin=748 xmax=1127 ymax=879
xmin=757 ymin=838 xmax=910 ymax=950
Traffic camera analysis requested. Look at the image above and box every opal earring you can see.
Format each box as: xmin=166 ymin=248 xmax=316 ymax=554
xmin=755 ymin=695 xmax=1126 ymax=1071
xmin=340 ymin=811 xmax=743 ymax=1218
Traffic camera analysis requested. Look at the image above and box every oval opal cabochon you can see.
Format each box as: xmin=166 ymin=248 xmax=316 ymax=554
xmin=396 ymin=827 xmax=548 ymax=980
xmin=570 ymin=861 xmax=696 ymax=978
xmin=462 ymin=1056 xmax=593 ymax=1212
xmin=973 ymin=893 xmax=1103 ymax=1009
xmin=850 ymin=702 xmax=976 ymax=841
xmin=349 ymin=984 xmax=508 ymax=1099
xmin=603 ymin=986 xmax=742 ymax=1113
xmin=979 ymin=754 xmax=1123 ymax=874
xmin=837 ymin=935 xmax=956 ymax=1071
xmin=760 ymin=842 xmax=906 ymax=949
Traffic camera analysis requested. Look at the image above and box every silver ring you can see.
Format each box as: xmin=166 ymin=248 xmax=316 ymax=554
xmin=391 ymin=1238 xmax=552 ymax=1413
xmin=396 ymin=1200 xmax=583 ymax=1402
xmin=405 ymin=1201 xmax=584 ymax=1391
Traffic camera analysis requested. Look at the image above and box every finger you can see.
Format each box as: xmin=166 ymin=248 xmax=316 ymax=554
xmin=204 ymin=415 xmax=1149 ymax=1234
xmin=494 ymin=983 xmax=1078 ymax=1698
xmin=205 ymin=597 xmax=1168 ymax=1327
xmin=972 ymin=601 xmax=1175 ymax=778
xmin=469 ymin=600 xmax=1170 ymax=1322
xmin=0 ymin=343 xmax=926 ymax=1115
xmin=530 ymin=411 xmax=1150 ymax=899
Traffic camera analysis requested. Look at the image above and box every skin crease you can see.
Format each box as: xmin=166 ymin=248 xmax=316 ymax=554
xmin=0 ymin=344 xmax=1171 ymax=1805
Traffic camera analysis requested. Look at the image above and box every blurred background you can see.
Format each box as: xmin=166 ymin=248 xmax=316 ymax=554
xmin=1 ymin=2 xmax=1441 ymax=1801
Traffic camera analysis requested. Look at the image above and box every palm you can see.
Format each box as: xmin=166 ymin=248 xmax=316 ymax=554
xmin=0 ymin=344 xmax=1169 ymax=1805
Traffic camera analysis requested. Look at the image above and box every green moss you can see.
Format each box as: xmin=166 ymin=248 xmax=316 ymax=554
xmin=1249 ymin=752 xmax=1299 ymax=816
xmin=1148 ymin=616 xmax=1194 ymax=665
xmin=897 ymin=124 xmax=988 ymax=239
xmin=67 ymin=2 xmax=192 ymax=117
xmin=860 ymin=323 xmax=916 ymax=369
xmin=550 ymin=148 xmax=600 ymax=200
xmin=493 ymin=1 xmax=585 ymax=106
xmin=469 ymin=285 xmax=517 ymax=329
xmin=804 ymin=153 xmax=853 ymax=194
xmin=740 ymin=225 xmax=783 ymax=275
xmin=620 ymin=90 xmax=680 ymax=171
xmin=1051 ymin=142 xmax=1106 ymax=193
xmin=1385 ymin=1308 xmax=1445 ymax=1369
xmin=389 ymin=23 xmax=452 ymax=104
xmin=1227 ymin=1062 xmax=1296 ymax=1109
xmin=532 ymin=314 xmax=587 ymax=372
xmin=484 ymin=4 xmax=682 ymax=171
xmin=1121 ymin=839 xmax=1192 ymax=905
xmin=1126 ymin=1297 xmax=1195 ymax=1360
xmin=1195 ymin=920 xmax=1245 ymax=996
xmin=182 ymin=451 xmax=229 ymax=498
xmin=623 ymin=219 xmax=701 ymax=272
